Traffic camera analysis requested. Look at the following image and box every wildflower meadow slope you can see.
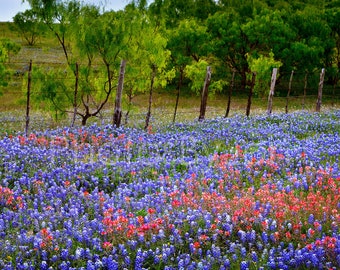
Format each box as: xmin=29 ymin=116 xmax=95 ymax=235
xmin=0 ymin=111 xmax=339 ymax=269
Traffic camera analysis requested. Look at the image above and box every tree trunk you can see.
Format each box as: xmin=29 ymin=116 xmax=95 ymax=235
xmin=78 ymin=61 xmax=115 ymax=126
xmin=267 ymin=68 xmax=278 ymax=115
xmin=285 ymin=70 xmax=294 ymax=114
xmin=246 ymin=72 xmax=256 ymax=117
xmin=71 ymin=62 xmax=79 ymax=127
xmin=240 ymin=71 xmax=248 ymax=93
xmin=225 ymin=70 xmax=235 ymax=118
xmin=113 ymin=59 xmax=126 ymax=127
xmin=25 ymin=60 xmax=32 ymax=137
xmin=198 ymin=66 xmax=212 ymax=121
xmin=81 ymin=114 xmax=90 ymax=126
xmin=315 ymin=68 xmax=325 ymax=112
xmin=145 ymin=65 xmax=156 ymax=130
xmin=173 ymin=67 xmax=183 ymax=123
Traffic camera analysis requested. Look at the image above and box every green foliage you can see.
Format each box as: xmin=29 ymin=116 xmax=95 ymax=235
xmin=209 ymin=79 xmax=228 ymax=95
xmin=0 ymin=39 xmax=21 ymax=94
xmin=242 ymin=9 xmax=295 ymax=58
xmin=0 ymin=39 xmax=21 ymax=63
xmin=149 ymin=0 xmax=218 ymax=27
xmin=185 ymin=60 xmax=209 ymax=95
xmin=207 ymin=11 xmax=250 ymax=90
xmin=28 ymin=66 xmax=72 ymax=120
xmin=12 ymin=9 xmax=45 ymax=46
xmin=123 ymin=8 xmax=175 ymax=94
xmin=247 ymin=51 xmax=282 ymax=97
xmin=185 ymin=59 xmax=227 ymax=96
xmin=80 ymin=10 xmax=127 ymax=67
xmin=285 ymin=6 xmax=334 ymax=71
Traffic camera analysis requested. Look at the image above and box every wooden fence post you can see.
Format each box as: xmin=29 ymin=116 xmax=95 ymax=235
xmin=267 ymin=68 xmax=278 ymax=115
xmin=71 ymin=62 xmax=79 ymax=127
xmin=198 ymin=66 xmax=212 ymax=121
xmin=113 ymin=59 xmax=126 ymax=127
xmin=315 ymin=68 xmax=325 ymax=112
xmin=285 ymin=70 xmax=294 ymax=114
xmin=225 ymin=70 xmax=235 ymax=118
xmin=246 ymin=72 xmax=256 ymax=117
xmin=25 ymin=60 xmax=32 ymax=137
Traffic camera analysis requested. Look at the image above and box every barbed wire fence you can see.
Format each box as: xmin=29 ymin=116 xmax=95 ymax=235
xmin=1 ymin=60 xmax=339 ymax=135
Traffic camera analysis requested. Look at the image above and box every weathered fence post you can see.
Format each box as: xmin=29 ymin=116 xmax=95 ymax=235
xmin=225 ymin=70 xmax=235 ymax=118
xmin=198 ymin=66 xmax=212 ymax=121
xmin=25 ymin=60 xmax=32 ymax=137
xmin=285 ymin=70 xmax=294 ymax=114
xmin=267 ymin=68 xmax=278 ymax=115
xmin=113 ymin=59 xmax=126 ymax=127
xmin=246 ymin=72 xmax=256 ymax=117
xmin=315 ymin=68 xmax=325 ymax=112
xmin=302 ymin=71 xmax=308 ymax=109
xmin=71 ymin=62 xmax=79 ymax=127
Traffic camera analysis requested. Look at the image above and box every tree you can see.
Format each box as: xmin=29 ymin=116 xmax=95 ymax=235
xmin=282 ymin=6 xmax=334 ymax=72
xmin=324 ymin=0 xmax=340 ymax=85
xmin=120 ymin=6 xmax=174 ymax=129
xmin=12 ymin=9 xmax=45 ymax=46
xmin=207 ymin=11 xmax=250 ymax=91
xmin=24 ymin=0 xmax=130 ymax=126
xmin=241 ymin=9 xmax=295 ymax=63
xmin=166 ymin=18 xmax=210 ymax=121
xmin=141 ymin=34 xmax=174 ymax=130
xmin=75 ymin=10 xmax=129 ymax=125
xmin=25 ymin=0 xmax=81 ymax=65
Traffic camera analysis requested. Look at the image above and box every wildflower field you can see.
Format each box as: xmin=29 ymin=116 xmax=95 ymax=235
xmin=0 ymin=111 xmax=339 ymax=269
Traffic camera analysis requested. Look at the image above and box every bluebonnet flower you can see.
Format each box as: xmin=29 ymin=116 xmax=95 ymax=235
xmin=241 ymin=247 xmax=247 ymax=258
xmin=261 ymin=232 xmax=268 ymax=244
xmin=40 ymin=261 xmax=48 ymax=270
xmin=238 ymin=230 xmax=246 ymax=243
xmin=246 ymin=230 xmax=256 ymax=243
xmin=86 ymin=261 xmax=95 ymax=270
xmin=58 ymin=261 xmax=70 ymax=270
xmin=251 ymin=251 xmax=258 ymax=262
xmin=240 ymin=260 xmax=249 ymax=270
